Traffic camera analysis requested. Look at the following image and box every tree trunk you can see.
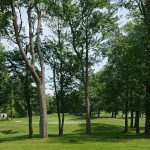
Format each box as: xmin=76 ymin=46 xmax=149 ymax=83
xmin=145 ymin=82 xmax=150 ymax=134
xmin=85 ymin=26 xmax=91 ymax=134
xmin=26 ymin=97 xmax=33 ymax=138
xmin=145 ymin=96 xmax=150 ymax=134
xmin=135 ymin=111 xmax=140 ymax=133
xmin=98 ymin=108 xmax=100 ymax=118
xmin=10 ymin=1 xmax=48 ymax=138
xmin=36 ymin=7 xmax=48 ymax=138
xmin=25 ymin=46 xmax=33 ymax=138
xmin=130 ymin=110 xmax=134 ymax=128
xmin=145 ymin=109 xmax=150 ymax=134
xmin=38 ymin=84 xmax=48 ymax=138
xmin=124 ymin=89 xmax=129 ymax=133
xmin=59 ymin=72 xmax=65 ymax=136
xmin=25 ymin=75 xmax=33 ymax=138
xmin=60 ymin=111 xmax=64 ymax=136
xmin=53 ymin=65 xmax=61 ymax=136
xmin=111 ymin=112 xmax=114 ymax=118
xmin=85 ymin=93 xmax=91 ymax=134
xmin=11 ymin=89 xmax=13 ymax=120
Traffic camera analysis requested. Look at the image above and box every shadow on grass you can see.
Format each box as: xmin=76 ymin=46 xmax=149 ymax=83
xmin=0 ymin=130 xmax=18 ymax=135
xmin=0 ymin=123 xmax=150 ymax=144
xmin=53 ymin=123 xmax=150 ymax=144
xmin=0 ymin=134 xmax=40 ymax=143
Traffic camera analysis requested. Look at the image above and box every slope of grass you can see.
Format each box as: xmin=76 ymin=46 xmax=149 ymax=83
xmin=0 ymin=114 xmax=150 ymax=150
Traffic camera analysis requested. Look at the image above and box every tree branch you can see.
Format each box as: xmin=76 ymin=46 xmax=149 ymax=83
xmin=10 ymin=0 xmax=41 ymax=85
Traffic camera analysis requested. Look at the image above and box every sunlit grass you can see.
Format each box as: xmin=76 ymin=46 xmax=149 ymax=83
xmin=0 ymin=114 xmax=150 ymax=150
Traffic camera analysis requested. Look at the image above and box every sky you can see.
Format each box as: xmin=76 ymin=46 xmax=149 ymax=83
xmin=1 ymin=5 xmax=129 ymax=96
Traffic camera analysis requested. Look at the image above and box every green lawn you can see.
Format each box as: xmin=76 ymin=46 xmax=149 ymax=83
xmin=0 ymin=114 xmax=150 ymax=150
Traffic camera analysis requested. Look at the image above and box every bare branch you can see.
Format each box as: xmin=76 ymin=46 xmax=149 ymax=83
xmin=10 ymin=0 xmax=41 ymax=85
xmin=5 ymin=29 xmax=18 ymax=44
xmin=17 ymin=3 xmax=23 ymax=35
xmin=27 ymin=5 xmax=35 ymax=67
xmin=68 ymin=19 xmax=82 ymax=62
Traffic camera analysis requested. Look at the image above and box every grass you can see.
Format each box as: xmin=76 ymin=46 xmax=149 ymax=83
xmin=0 ymin=113 xmax=150 ymax=150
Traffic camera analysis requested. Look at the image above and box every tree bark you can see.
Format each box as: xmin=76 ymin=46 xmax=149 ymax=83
xmin=53 ymin=65 xmax=61 ymax=136
xmin=38 ymin=84 xmax=48 ymax=138
xmin=111 ymin=112 xmax=114 ymax=118
xmin=26 ymin=96 xmax=33 ymax=138
xmin=58 ymin=72 xmax=65 ymax=136
xmin=85 ymin=27 xmax=91 ymax=134
xmin=124 ymin=89 xmax=129 ymax=133
xmin=145 ymin=85 xmax=150 ymax=134
xmin=11 ymin=89 xmax=13 ymax=119
xmin=98 ymin=107 xmax=100 ymax=118
xmin=135 ymin=111 xmax=140 ymax=133
xmin=10 ymin=1 xmax=48 ymax=138
xmin=25 ymin=74 xmax=33 ymax=138
xmin=130 ymin=110 xmax=134 ymax=128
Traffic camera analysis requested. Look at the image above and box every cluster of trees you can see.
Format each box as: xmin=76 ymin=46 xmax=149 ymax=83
xmin=0 ymin=0 xmax=150 ymax=138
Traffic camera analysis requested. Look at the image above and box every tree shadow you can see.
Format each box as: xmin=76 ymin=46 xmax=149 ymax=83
xmin=48 ymin=123 xmax=150 ymax=144
xmin=0 ymin=130 xmax=18 ymax=135
xmin=0 ymin=123 xmax=149 ymax=144
xmin=0 ymin=134 xmax=40 ymax=143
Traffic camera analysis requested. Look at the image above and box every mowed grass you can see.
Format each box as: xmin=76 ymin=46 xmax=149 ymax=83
xmin=0 ymin=113 xmax=150 ymax=150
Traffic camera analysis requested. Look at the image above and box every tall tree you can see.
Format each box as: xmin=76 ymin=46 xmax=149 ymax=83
xmin=0 ymin=1 xmax=48 ymax=138
xmin=120 ymin=0 xmax=150 ymax=134
xmin=61 ymin=0 xmax=117 ymax=134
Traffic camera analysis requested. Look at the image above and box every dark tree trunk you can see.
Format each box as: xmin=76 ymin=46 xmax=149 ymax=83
xmin=124 ymin=102 xmax=128 ymax=133
xmin=98 ymin=108 xmax=100 ymax=118
xmin=26 ymin=97 xmax=33 ymax=137
xmin=141 ymin=112 xmax=144 ymax=118
xmin=25 ymin=75 xmax=33 ymax=138
xmin=145 ymin=109 xmax=150 ymax=134
xmin=124 ymin=89 xmax=129 ymax=133
xmin=111 ymin=112 xmax=117 ymax=118
xmin=25 ymin=47 xmax=33 ymax=138
xmin=85 ymin=26 xmax=91 ymax=134
xmin=59 ymin=73 xmax=65 ymax=136
xmin=57 ymin=22 xmax=65 ymax=136
xmin=11 ymin=90 xmax=13 ymax=120
xmin=111 ymin=112 xmax=114 ymax=118
xmin=114 ymin=111 xmax=117 ymax=118
xmin=130 ymin=110 xmax=134 ymax=128
xmin=53 ymin=65 xmax=61 ymax=136
xmin=145 ymin=83 xmax=150 ymax=134
xmin=60 ymin=110 xmax=64 ymax=136
xmin=129 ymin=89 xmax=134 ymax=128
xmin=135 ymin=111 xmax=140 ymax=133
xmin=145 ymin=97 xmax=150 ymax=134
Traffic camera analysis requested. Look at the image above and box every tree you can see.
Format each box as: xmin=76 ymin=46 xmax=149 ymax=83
xmin=0 ymin=1 xmax=48 ymax=138
xmin=119 ymin=0 xmax=150 ymax=134
xmin=0 ymin=44 xmax=10 ymax=113
xmin=44 ymin=19 xmax=79 ymax=135
xmin=61 ymin=0 xmax=117 ymax=134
